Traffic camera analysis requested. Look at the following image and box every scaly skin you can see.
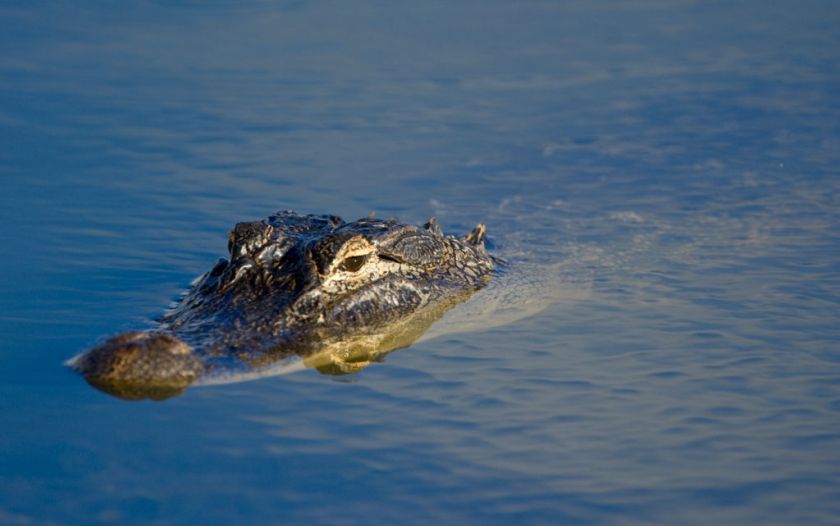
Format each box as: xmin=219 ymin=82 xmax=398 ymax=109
xmin=70 ymin=211 xmax=496 ymax=400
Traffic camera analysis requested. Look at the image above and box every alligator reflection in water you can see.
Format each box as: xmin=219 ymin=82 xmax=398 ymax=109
xmin=67 ymin=211 xmax=496 ymax=400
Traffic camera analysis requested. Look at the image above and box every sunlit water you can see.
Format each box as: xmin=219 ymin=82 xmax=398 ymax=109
xmin=1 ymin=2 xmax=839 ymax=525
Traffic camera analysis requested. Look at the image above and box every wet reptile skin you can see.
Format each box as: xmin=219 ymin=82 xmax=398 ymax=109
xmin=69 ymin=211 xmax=496 ymax=400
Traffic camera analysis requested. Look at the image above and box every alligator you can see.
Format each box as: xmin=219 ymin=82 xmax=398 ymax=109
xmin=68 ymin=210 xmax=497 ymax=400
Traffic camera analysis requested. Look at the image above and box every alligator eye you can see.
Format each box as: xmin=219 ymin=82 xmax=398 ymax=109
xmin=339 ymin=255 xmax=367 ymax=273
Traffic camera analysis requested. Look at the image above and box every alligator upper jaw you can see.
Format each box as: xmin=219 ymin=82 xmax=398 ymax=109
xmin=67 ymin=331 xmax=204 ymax=401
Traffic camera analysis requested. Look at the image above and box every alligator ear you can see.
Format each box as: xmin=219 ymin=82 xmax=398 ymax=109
xmin=378 ymin=227 xmax=448 ymax=270
xmin=463 ymin=224 xmax=486 ymax=247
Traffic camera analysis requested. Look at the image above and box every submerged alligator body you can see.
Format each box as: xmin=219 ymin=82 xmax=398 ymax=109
xmin=69 ymin=211 xmax=496 ymax=400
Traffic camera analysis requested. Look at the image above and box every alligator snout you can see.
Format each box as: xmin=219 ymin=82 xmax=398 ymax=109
xmin=68 ymin=332 xmax=204 ymax=400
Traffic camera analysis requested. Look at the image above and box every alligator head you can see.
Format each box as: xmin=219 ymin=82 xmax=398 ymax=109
xmin=69 ymin=211 xmax=496 ymax=400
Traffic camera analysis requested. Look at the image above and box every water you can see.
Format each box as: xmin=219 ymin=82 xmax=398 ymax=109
xmin=2 ymin=1 xmax=839 ymax=524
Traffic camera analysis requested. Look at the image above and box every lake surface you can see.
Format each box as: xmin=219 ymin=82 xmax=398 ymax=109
xmin=2 ymin=1 xmax=839 ymax=524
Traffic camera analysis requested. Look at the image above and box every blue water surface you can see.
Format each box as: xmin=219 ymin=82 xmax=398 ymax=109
xmin=1 ymin=1 xmax=839 ymax=525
